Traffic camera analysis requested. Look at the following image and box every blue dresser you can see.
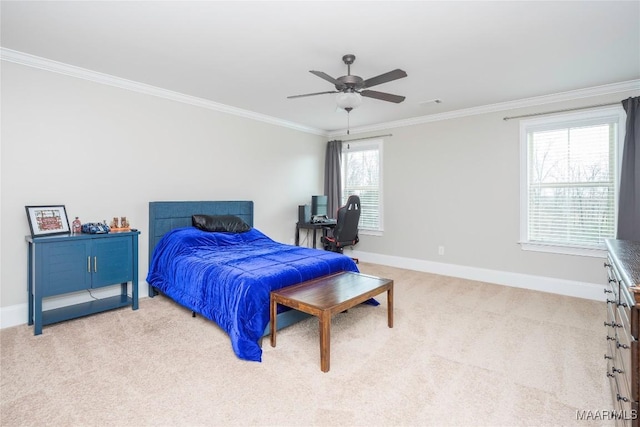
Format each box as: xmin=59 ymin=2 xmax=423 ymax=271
xmin=26 ymin=230 xmax=140 ymax=335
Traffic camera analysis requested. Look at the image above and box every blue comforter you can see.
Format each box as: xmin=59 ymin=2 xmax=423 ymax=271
xmin=146 ymin=227 xmax=359 ymax=361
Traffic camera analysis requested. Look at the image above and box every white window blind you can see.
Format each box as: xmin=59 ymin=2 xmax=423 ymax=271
xmin=342 ymin=139 xmax=383 ymax=232
xmin=520 ymin=106 xmax=623 ymax=255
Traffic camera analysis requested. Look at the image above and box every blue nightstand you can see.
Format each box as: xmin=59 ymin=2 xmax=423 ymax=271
xmin=26 ymin=230 xmax=140 ymax=335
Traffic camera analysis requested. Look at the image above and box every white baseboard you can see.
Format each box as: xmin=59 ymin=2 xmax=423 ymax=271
xmin=349 ymin=250 xmax=606 ymax=302
xmin=0 ymin=281 xmax=149 ymax=330
xmin=1 ymin=256 xmax=605 ymax=331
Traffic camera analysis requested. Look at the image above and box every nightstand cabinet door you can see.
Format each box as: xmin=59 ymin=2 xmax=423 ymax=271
xmin=91 ymin=236 xmax=132 ymax=287
xmin=40 ymin=240 xmax=91 ymax=297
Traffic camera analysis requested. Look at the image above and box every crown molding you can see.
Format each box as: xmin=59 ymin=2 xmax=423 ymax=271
xmin=0 ymin=48 xmax=327 ymax=136
xmin=3 ymin=48 xmax=637 ymax=139
xmin=328 ymin=79 xmax=640 ymax=137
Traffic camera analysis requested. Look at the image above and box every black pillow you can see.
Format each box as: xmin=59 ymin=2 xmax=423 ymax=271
xmin=192 ymin=214 xmax=251 ymax=233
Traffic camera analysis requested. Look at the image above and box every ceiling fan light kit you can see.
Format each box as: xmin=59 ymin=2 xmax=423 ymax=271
xmin=336 ymin=91 xmax=362 ymax=112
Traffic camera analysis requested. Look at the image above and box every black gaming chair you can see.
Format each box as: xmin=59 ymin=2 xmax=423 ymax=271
xmin=321 ymin=195 xmax=361 ymax=257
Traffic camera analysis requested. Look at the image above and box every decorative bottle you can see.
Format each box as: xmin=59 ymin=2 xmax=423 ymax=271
xmin=72 ymin=217 xmax=82 ymax=234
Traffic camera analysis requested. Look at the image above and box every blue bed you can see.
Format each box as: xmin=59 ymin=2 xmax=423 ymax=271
xmin=146 ymin=201 xmax=360 ymax=361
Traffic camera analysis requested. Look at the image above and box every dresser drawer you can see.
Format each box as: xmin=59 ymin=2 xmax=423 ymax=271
xmin=614 ymin=332 xmax=633 ymax=408
xmin=608 ymin=361 xmax=634 ymax=426
xmin=608 ymin=255 xmax=624 ymax=294
xmin=608 ymin=258 xmax=621 ymax=297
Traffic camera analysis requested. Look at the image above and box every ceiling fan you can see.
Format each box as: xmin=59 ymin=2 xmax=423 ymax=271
xmin=287 ymin=54 xmax=407 ymax=111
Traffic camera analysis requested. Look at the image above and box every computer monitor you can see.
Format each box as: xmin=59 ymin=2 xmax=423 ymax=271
xmin=311 ymin=195 xmax=328 ymax=217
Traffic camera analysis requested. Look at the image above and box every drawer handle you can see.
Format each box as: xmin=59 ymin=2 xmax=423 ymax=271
xmin=616 ymin=394 xmax=630 ymax=403
xmin=616 ymin=342 xmax=630 ymax=350
xmin=604 ymin=321 xmax=622 ymax=328
xmin=604 ymin=287 xmax=613 ymax=293
xmin=607 ymin=372 xmax=615 ymax=378
xmin=604 ymin=354 xmax=613 ymax=360
xmin=606 ymin=335 xmax=616 ymax=341
xmin=606 ymin=299 xmax=617 ymax=305
xmin=612 ymin=366 xmax=624 ymax=374
xmin=608 ymin=278 xmax=617 ymax=284
xmin=604 ymin=262 xmax=611 ymax=268
xmin=617 ymin=302 xmax=628 ymax=308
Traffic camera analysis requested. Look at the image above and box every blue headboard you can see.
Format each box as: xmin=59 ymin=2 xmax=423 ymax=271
xmin=148 ymin=201 xmax=254 ymax=265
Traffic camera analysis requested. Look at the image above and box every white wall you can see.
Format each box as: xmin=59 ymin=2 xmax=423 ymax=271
xmin=1 ymin=61 xmax=326 ymax=309
xmin=349 ymin=90 xmax=638 ymax=292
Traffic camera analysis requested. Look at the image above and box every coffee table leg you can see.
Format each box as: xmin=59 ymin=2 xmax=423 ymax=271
xmin=319 ymin=311 xmax=330 ymax=372
xmin=387 ymin=284 xmax=394 ymax=328
xmin=270 ymin=295 xmax=277 ymax=347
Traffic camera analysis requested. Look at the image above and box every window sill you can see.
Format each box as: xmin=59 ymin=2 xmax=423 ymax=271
xmin=519 ymin=241 xmax=606 ymax=258
xmin=359 ymin=229 xmax=383 ymax=237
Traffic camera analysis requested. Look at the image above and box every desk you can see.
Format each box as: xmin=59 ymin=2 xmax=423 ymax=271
xmin=295 ymin=222 xmax=335 ymax=248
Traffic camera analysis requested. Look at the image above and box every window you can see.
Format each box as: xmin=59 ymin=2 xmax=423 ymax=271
xmin=520 ymin=106 xmax=625 ymax=256
xmin=341 ymin=138 xmax=383 ymax=234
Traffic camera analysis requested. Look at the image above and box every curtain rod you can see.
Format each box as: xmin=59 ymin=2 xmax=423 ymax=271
xmin=503 ymin=102 xmax=621 ymax=121
xmin=333 ymin=133 xmax=392 ymax=142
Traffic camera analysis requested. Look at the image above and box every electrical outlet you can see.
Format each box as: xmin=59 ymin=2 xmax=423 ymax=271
xmin=438 ymin=246 xmax=445 ymax=256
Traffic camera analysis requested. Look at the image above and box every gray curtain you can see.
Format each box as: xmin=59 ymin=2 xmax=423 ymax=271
xmin=617 ymin=97 xmax=640 ymax=241
xmin=324 ymin=140 xmax=342 ymax=218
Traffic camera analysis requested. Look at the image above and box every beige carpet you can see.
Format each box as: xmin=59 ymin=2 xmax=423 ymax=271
xmin=1 ymin=263 xmax=614 ymax=427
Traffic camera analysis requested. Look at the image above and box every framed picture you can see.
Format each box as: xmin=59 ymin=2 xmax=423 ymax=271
xmin=25 ymin=205 xmax=70 ymax=237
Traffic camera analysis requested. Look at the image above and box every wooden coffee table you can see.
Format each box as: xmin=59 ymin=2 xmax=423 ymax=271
xmin=270 ymin=271 xmax=393 ymax=372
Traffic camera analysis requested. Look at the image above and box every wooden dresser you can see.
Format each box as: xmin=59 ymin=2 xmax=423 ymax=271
xmin=605 ymin=239 xmax=640 ymax=426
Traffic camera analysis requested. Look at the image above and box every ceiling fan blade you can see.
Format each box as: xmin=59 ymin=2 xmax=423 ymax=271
xmin=361 ymin=90 xmax=406 ymax=103
xmin=363 ymin=69 xmax=407 ymax=89
xmin=287 ymin=90 xmax=339 ymax=99
xmin=309 ymin=70 xmax=343 ymax=87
